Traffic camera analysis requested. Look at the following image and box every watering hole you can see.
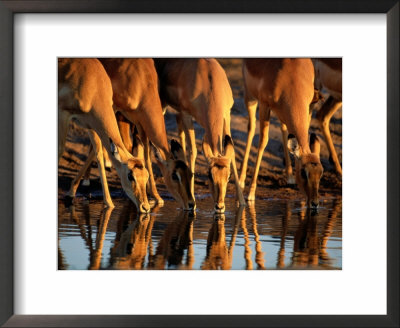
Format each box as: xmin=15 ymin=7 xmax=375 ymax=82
xmin=58 ymin=196 xmax=342 ymax=270
xmin=58 ymin=59 xmax=342 ymax=270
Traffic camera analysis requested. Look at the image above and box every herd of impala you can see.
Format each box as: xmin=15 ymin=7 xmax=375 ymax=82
xmin=58 ymin=58 xmax=342 ymax=214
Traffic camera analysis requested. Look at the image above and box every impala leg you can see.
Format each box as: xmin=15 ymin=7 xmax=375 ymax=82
xmin=103 ymin=146 xmax=112 ymax=169
xmin=280 ymin=123 xmax=295 ymax=185
xmin=316 ymin=96 xmax=342 ymax=175
xmin=248 ymin=103 xmax=270 ymax=202
xmin=140 ymin=129 xmax=164 ymax=205
xmin=87 ymin=129 xmax=114 ymax=208
xmin=231 ymin=154 xmax=246 ymax=206
xmin=239 ymin=98 xmax=258 ymax=190
xmin=68 ymin=149 xmax=96 ymax=198
xmin=224 ymin=114 xmax=246 ymax=206
xmin=117 ymin=112 xmax=133 ymax=153
xmin=181 ymin=114 xmax=197 ymax=196
xmin=82 ymin=144 xmax=93 ymax=186
xmin=176 ymin=113 xmax=187 ymax=160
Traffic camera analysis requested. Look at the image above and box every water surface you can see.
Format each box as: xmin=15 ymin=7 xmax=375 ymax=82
xmin=58 ymin=196 xmax=342 ymax=270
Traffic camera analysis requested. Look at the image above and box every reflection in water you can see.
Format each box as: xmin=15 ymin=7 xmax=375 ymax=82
xmin=111 ymin=214 xmax=154 ymax=270
xmin=152 ymin=210 xmax=195 ymax=270
xmin=248 ymin=205 xmax=266 ymax=269
xmin=89 ymin=207 xmax=112 ymax=270
xmin=58 ymin=197 xmax=342 ymax=270
xmin=291 ymin=198 xmax=341 ymax=269
xmin=320 ymin=199 xmax=341 ymax=263
xmin=201 ymin=207 xmax=243 ymax=270
xmin=276 ymin=201 xmax=291 ymax=268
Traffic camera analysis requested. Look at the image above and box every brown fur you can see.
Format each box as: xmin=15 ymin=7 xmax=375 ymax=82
xmin=58 ymin=58 xmax=150 ymax=212
xmin=312 ymin=58 xmax=342 ymax=174
xmin=98 ymin=58 xmax=195 ymax=210
xmin=203 ymin=136 xmax=236 ymax=213
xmin=289 ymin=134 xmax=323 ymax=207
xmin=155 ymin=59 xmax=246 ymax=211
xmin=239 ymin=59 xmax=323 ymax=207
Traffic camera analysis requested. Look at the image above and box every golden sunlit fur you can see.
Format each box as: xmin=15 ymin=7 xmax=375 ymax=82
xmin=98 ymin=58 xmax=195 ymax=210
xmin=58 ymin=58 xmax=150 ymax=212
xmin=279 ymin=59 xmax=342 ymax=185
xmin=202 ymin=136 xmax=235 ymax=213
xmin=239 ymin=59 xmax=322 ymax=207
xmin=101 ymin=58 xmax=195 ymax=210
xmin=155 ymin=59 xmax=246 ymax=212
xmin=288 ymin=134 xmax=323 ymax=208
xmin=312 ymin=58 xmax=342 ymax=175
xmin=152 ymin=140 xmax=195 ymax=211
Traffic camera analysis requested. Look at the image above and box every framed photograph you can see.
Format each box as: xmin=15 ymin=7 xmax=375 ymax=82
xmin=1 ymin=0 xmax=398 ymax=327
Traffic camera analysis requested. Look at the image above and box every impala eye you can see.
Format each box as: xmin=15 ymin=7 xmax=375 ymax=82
xmin=301 ymin=168 xmax=307 ymax=180
xmin=128 ymin=172 xmax=135 ymax=182
xmin=172 ymin=172 xmax=179 ymax=181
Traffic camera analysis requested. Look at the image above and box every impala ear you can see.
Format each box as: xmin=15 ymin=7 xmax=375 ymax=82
xmin=202 ymin=137 xmax=214 ymax=164
xmin=126 ymin=158 xmax=144 ymax=171
xmin=150 ymin=141 xmax=166 ymax=166
xmin=170 ymin=139 xmax=186 ymax=162
xmin=223 ymin=135 xmax=234 ymax=160
xmin=310 ymin=133 xmax=321 ymax=157
xmin=131 ymin=129 xmax=144 ymax=159
xmin=287 ymin=134 xmax=301 ymax=159
xmin=126 ymin=159 xmax=134 ymax=171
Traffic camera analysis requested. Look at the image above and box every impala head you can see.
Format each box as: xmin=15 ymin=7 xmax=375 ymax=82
xmin=288 ymin=133 xmax=323 ymax=209
xmin=203 ymin=135 xmax=234 ymax=214
xmin=152 ymin=140 xmax=196 ymax=211
xmin=114 ymin=134 xmax=150 ymax=214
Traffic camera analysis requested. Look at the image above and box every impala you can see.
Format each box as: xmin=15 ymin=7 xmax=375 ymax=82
xmin=238 ymin=59 xmax=323 ymax=208
xmin=70 ymin=59 xmax=195 ymax=211
xmin=58 ymin=58 xmax=150 ymax=212
xmin=313 ymin=58 xmax=342 ymax=175
xmin=154 ymin=58 xmax=246 ymax=213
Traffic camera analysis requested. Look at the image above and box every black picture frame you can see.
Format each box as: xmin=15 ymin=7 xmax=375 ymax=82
xmin=1 ymin=1 xmax=398 ymax=327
